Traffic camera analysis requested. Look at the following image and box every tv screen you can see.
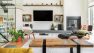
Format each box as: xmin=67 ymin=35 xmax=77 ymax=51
xmin=33 ymin=10 xmax=53 ymax=21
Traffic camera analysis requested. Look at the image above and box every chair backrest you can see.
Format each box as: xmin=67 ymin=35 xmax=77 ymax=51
xmin=0 ymin=48 xmax=32 ymax=53
xmin=88 ymin=25 xmax=92 ymax=31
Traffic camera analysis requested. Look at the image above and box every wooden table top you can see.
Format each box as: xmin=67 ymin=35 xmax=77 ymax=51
xmin=46 ymin=38 xmax=77 ymax=47
xmin=72 ymin=39 xmax=93 ymax=47
xmin=29 ymin=38 xmax=77 ymax=47
xmin=29 ymin=39 xmax=43 ymax=47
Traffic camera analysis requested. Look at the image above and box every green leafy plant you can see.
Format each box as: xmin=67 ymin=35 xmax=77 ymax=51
xmin=72 ymin=30 xmax=89 ymax=38
xmin=8 ymin=29 xmax=24 ymax=42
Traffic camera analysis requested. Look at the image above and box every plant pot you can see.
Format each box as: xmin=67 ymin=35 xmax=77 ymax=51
xmin=77 ymin=35 xmax=83 ymax=39
xmin=16 ymin=36 xmax=22 ymax=42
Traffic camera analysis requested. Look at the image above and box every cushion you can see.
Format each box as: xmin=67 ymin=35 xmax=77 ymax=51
xmin=0 ymin=48 xmax=32 ymax=53
xmin=68 ymin=36 xmax=78 ymax=39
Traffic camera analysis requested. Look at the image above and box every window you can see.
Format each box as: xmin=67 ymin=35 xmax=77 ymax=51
xmin=88 ymin=6 xmax=94 ymax=29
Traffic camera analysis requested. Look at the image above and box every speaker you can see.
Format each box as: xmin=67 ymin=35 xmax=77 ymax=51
xmin=58 ymin=24 xmax=63 ymax=30
xmin=30 ymin=24 xmax=33 ymax=29
xmin=4 ymin=10 xmax=8 ymax=13
xmin=24 ymin=24 xmax=29 ymax=27
xmin=88 ymin=25 xmax=92 ymax=31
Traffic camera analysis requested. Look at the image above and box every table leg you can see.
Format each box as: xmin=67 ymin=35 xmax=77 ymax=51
xmin=77 ymin=45 xmax=81 ymax=53
xmin=42 ymin=39 xmax=46 ymax=53
xmin=70 ymin=47 xmax=73 ymax=53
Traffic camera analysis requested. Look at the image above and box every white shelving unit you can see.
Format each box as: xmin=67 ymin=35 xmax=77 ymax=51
xmin=0 ymin=15 xmax=15 ymax=36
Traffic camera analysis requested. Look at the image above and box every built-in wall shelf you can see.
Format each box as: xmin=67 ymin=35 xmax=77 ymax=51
xmin=23 ymin=4 xmax=63 ymax=6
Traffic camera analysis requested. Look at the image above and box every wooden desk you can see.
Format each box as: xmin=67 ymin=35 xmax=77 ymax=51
xmin=46 ymin=38 xmax=76 ymax=53
xmin=29 ymin=38 xmax=76 ymax=47
xmin=72 ymin=39 xmax=93 ymax=53
xmin=46 ymin=38 xmax=76 ymax=47
xmin=29 ymin=39 xmax=43 ymax=47
xmin=30 ymin=38 xmax=94 ymax=53
xmin=29 ymin=38 xmax=76 ymax=53
xmin=72 ymin=39 xmax=93 ymax=47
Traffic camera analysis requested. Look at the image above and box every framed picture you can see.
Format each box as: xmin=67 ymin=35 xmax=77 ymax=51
xmin=22 ymin=14 xmax=32 ymax=22
xmin=54 ymin=15 xmax=63 ymax=23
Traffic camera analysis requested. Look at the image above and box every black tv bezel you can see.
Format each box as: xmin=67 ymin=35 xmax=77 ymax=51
xmin=33 ymin=10 xmax=53 ymax=21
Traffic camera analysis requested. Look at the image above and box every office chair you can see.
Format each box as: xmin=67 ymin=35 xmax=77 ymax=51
xmin=88 ymin=25 xmax=92 ymax=31
xmin=87 ymin=25 xmax=92 ymax=34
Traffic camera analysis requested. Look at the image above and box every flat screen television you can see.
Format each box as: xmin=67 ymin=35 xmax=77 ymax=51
xmin=33 ymin=10 xmax=53 ymax=21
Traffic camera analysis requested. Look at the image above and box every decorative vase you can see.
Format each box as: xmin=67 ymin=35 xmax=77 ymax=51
xmin=51 ymin=24 xmax=54 ymax=30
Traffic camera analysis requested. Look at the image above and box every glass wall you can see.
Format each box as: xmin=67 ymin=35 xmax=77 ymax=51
xmin=0 ymin=0 xmax=16 ymax=42
xmin=88 ymin=5 xmax=94 ymax=30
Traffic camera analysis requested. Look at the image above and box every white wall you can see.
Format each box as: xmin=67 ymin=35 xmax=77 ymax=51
xmin=16 ymin=0 xmax=88 ymax=30
xmin=88 ymin=2 xmax=94 ymax=28
xmin=80 ymin=0 xmax=88 ymax=25
xmin=16 ymin=9 xmax=23 ymax=30
xmin=16 ymin=0 xmax=64 ymax=30
xmin=64 ymin=0 xmax=88 ymax=30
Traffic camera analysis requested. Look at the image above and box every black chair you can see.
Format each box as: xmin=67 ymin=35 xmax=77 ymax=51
xmin=58 ymin=34 xmax=69 ymax=39
xmin=88 ymin=25 xmax=92 ymax=31
xmin=87 ymin=25 xmax=92 ymax=34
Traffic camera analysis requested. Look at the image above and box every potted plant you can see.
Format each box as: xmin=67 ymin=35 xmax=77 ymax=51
xmin=8 ymin=29 xmax=24 ymax=42
xmin=72 ymin=30 xmax=89 ymax=38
